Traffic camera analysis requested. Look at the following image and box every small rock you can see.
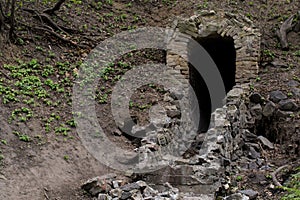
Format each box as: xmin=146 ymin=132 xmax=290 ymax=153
xmin=291 ymin=87 xmax=300 ymax=97
xmin=120 ymin=182 xmax=140 ymax=192
xmin=131 ymin=191 xmax=143 ymax=200
xmin=120 ymin=191 xmax=132 ymax=200
xmin=98 ymin=194 xmax=112 ymax=200
xmin=250 ymin=104 xmax=262 ymax=120
xmin=249 ymin=92 xmax=263 ymax=103
xmin=169 ymin=89 xmax=184 ymax=100
xmin=257 ymin=136 xmax=274 ymax=149
xmin=248 ymin=146 xmax=260 ymax=159
xmin=136 ymin=180 xmax=147 ymax=189
xmin=217 ymin=135 xmax=225 ymax=144
xmin=239 ymin=189 xmax=259 ymax=200
xmin=143 ymin=186 xmax=158 ymax=197
xmin=243 ymin=130 xmax=258 ymax=142
xmin=113 ymin=128 xmax=122 ymax=136
xmin=270 ymin=60 xmax=288 ymax=68
xmin=110 ymin=188 xmax=122 ymax=198
xmin=278 ymin=99 xmax=298 ymax=111
xmin=276 ymin=110 xmax=294 ymax=118
xmin=248 ymin=162 xmax=258 ymax=170
xmin=256 ymin=158 xmax=264 ymax=166
xmin=223 ymin=193 xmax=250 ymax=200
xmin=262 ymin=101 xmax=276 ymax=117
xmin=269 ymin=90 xmax=287 ymax=103
xmin=163 ymin=93 xmax=174 ymax=102
xmin=112 ymin=180 xmax=119 ymax=189
xmin=287 ymin=80 xmax=299 ymax=87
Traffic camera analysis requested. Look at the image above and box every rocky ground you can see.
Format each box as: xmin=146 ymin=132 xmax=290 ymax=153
xmin=0 ymin=0 xmax=299 ymax=199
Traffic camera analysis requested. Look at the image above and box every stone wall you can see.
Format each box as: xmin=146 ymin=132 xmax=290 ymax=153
xmin=166 ymin=10 xmax=261 ymax=83
xmin=143 ymin=83 xmax=254 ymax=199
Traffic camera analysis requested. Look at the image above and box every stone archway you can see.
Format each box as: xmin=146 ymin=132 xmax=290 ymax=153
xmin=167 ymin=10 xmax=261 ymax=132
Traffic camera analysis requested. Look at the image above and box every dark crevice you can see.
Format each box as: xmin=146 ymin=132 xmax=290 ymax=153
xmin=189 ymin=33 xmax=236 ymax=132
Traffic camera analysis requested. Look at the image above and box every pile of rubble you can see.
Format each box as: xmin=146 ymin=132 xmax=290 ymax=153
xmin=81 ymin=174 xmax=180 ymax=200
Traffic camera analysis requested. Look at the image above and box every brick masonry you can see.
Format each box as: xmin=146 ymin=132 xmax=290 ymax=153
xmin=166 ymin=10 xmax=261 ymax=83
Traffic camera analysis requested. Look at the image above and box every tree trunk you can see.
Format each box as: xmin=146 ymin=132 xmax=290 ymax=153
xmin=8 ymin=0 xmax=15 ymax=39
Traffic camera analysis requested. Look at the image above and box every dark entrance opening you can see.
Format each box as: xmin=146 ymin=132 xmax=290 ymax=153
xmin=189 ymin=34 xmax=236 ymax=132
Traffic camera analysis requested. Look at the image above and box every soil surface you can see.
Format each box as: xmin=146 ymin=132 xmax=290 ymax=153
xmin=0 ymin=0 xmax=299 ymax=199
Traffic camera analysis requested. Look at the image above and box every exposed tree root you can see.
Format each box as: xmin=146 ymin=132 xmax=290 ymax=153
xmin=43 ymin=0 xmax=66 ymax=15
xmin=271 ymin=164 xmax=289 ymax=187
xmin=276 ymin=15 xmax=294 ymax=50
xmin=276 ymin=11 xmax=300 ymax=50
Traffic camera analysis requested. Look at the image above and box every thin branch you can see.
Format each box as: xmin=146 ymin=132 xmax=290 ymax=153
xmin=271 ymin=164 xmax=289 ymax=187
xmin=43 ymin=0 xmax=66 ymax=15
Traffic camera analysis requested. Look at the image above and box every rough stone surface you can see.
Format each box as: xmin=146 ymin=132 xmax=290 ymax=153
xmin=262 ymin=101 xmax=276 ymax=117
xmin=223 ymin=193 xmax=250 ymax=200
xmin=257 ymin=136 xmax=274 ymax=149
xmin=167 ymin=10 xmax=260 ymax=83
xmin=278 ymin=99 xmax=298 ymax=111
xmin=269 ymin=90 xmax=287 ymax=103
xmin=238 ymin=189 xmax=259 ymax=200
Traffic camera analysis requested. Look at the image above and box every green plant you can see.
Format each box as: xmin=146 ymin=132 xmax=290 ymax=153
xmin=99 ymin=93 xmax=108 ymax=104
xmin=1 ymin=140 xmax=7 ymax=145
xmin=10 ymin=107 xmax=33 ymax=122
xmin=63 ymin=155 xmax=69 ymax=161
xmin=55 ymin=125 xmax=70 ymax=136
xmin=19 ymin=134 xmax=30 ymax=142
xmin=0 ymin=154 xmax=4 ymax=161
xmin=281 ymin=169 xmax=300 ymax=200
xmin=293 ymin=50 xmax=300 ymax=57
xmin=105 ymin=0 xmax=113 ymax=5
xmin=263 ymin=49 xmax=275 ymax=59
xmin=287 ymin=92 xmax=293 ymax=97
xmin=236 ymin=175 xmax=243 ymax=182
xmin=66 ymin=119 xmax=76 ymax=127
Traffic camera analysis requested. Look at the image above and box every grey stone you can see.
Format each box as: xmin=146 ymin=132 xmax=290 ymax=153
xmin=120 ymin=182 xmax=140 ymax=192
xmin=110 ymin=188 xmax=122 ymax=198
xmin=278 ymin=99 xmax=298 ymax=111
xmin=250 ymin=104 xmax=262 ymax=120
xmin=143 ymin=186 xmax=158 ymax=196
xmin=291 ymin=87 xmax=300 ymax=97
xmin=136 ymin=180 xmax=147 ymax=189
xmin=120 ymin=191 xmax=132 ymax=200
xmin=81 ymin=174 xmax=116 ymax=196
xmin=271 ymin=60 xmax=288 ymax=68
xmin=276 ymin=110 xmax=294 ymax=118
xmin=262 ymin=101 xmax=276 ymax=117
xmin=248 ymin=162 xmax=258 ymax=170
xmin=249 ymin=92 xmax=263 ymax=103
xmin=239 ymin=189 xmax=259 ymax=200
xmin=243 ymin=130 xmax=258 ymax=142
xmin=257 ymin=136 xmax=274 ymax=149
xmin=166 ymin=110 xmax=181 ymax=118
xmin=248 ymin=146 xmax=260 ymax=159
xmin=98 ymin=194 xmax=112 ymax=200
xmin=131 ymin=191 xmax=143 ymax=200
xmin=113 ymin=129 xmax=122 ymax=136
xmin=112 ymin=181 xmax=119 ymax=189
xmin=269 ymin=90 xmax=287 ymax=103
xmin=223 ymin=193 xmax=250 ymax=200
xmin=287 ymin=80 xmax=299 ymax=87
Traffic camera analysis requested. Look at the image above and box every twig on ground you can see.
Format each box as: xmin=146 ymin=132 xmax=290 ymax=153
xmin=271 ymin=164 xmax=289 ymax=187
